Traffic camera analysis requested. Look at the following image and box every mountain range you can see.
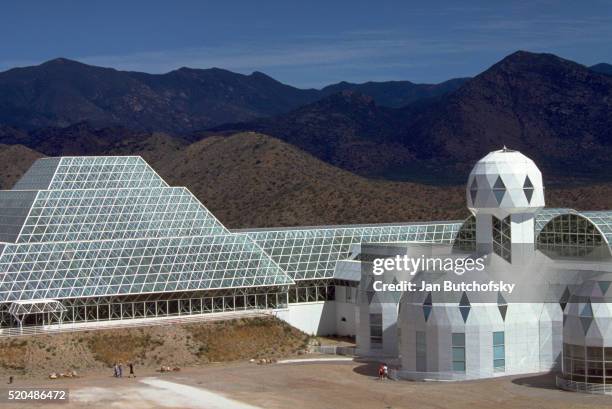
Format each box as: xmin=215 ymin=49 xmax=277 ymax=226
xmin=319 ymin=77 xmax=470 ymax=108
xmin=215 ymin=52 xmax=612 ymax=183
xmin=0 ymin=58 xmax=465 ymax=133
xmin=0 ymin=51 xmax=610 ymax=227
xmin=1 ymin=53 xmax=610 ymax=183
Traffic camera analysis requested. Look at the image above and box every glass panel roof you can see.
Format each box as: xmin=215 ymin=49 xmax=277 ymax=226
xmin=0 ymin=234 xmax=290 ymax=302
xmin=0 ymin=157 xmax=291 ymax=302
xmin=239 ymin=222 xmax=464 ymax=280
xmin=242 ymin=208 xmax=612 ymax=281
xmin=11 ymin=157 xmax=168 ymax=191
xmin=534 ymin=208 xmax=576 ymax=232
xmin=48 ymin=156 xmax=168 ymax=190
xmin=16 ymin=187 xmax=226 ymax=243
xmin=579 ymin=211 xmax=612 ymax=245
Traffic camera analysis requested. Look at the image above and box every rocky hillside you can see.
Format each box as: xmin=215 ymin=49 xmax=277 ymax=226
xmin=0 ymin=317 xmax=309 ymax=378
xmin=146 ymin=132 xmax=468 ymax=228
xmin=0 ymin=143 xmax=44 ymax=189
xmin=320 ymin=77 xmax=469 ymax=107
xmin=590 ymin=63 xmax=612 ymax=75
xmin=219 ymin=51 xmax=612 ymax=183
xmin=1 ymin=132 xmax=608 ymax=229
xmin=396 ymin=51 xmax=612 ymax=181
xmin=211 ymin=92 xmax=412 ymax=177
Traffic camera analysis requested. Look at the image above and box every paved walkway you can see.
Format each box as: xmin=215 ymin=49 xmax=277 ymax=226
xmin=71 ymin=377 xmax=262 ymax=409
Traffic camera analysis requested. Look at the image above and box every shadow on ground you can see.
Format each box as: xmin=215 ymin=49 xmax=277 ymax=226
xmin=352 ymin=362 xmax=379 ymax=377
xmin=511 ymin=373 xmax=559 ymax=390
xmin=351 ymin=359 xmax=398 ymax=380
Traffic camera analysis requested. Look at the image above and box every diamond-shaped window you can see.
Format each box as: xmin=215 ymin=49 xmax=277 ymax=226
xmin=492 ymin=176 xmax=506 ymax=204
xmin=459 ymin=291 xmax=471 ymax=323
xmin=497 ymin=292 xmax=508 ymax=321
xmin=598 ymin=281 xmax=611 ymax=295
xmin=559 ymin=287 xmax=570 ymax=311
xmin=523 ymin=175 xmax=534 ymax=203
xmin=423 ymin=292 xmax=433 ymax=322
xmin=579 ymin=302 xmax=594 ymax=334
xmin=469 ymin=179 xmax=478 ymax=203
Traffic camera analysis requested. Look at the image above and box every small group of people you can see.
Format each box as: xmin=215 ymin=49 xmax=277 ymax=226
xmin=378 ymin=363 xmax=389 ymax=380
xmin=113 ymin=362 xmax=135 ymax=378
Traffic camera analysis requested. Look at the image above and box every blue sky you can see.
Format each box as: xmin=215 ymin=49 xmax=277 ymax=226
xmin=1 ymin=0 xmax=611 ymax=88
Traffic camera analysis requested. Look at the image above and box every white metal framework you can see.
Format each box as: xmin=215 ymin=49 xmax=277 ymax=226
xmin=8 ymin=299 xmax=66 ymax=328
xmin=238 ymin=221 xmax=465 ymax=281
xmin=0 ymin=156 xmax=292 ymax=329
xmin=537 ymin=212 xmax=611 ymax=258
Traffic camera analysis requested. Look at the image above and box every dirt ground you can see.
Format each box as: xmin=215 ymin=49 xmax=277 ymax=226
xmin=0 ymin=317 xmax=309 ymax=378
xmin=0 ymin=358 xmax=610 ymax=409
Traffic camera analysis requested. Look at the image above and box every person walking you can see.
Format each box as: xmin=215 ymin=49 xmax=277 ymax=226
xmin=113 ymin=363 xmax=118 ymax=378
xmin=383 ymin=363 xmax=389 ymax=380
xmin=118 ymin=362 xmax=123 ymax=378
xmin=378 ymin=364 xmax=384 ymax=380
xmin=129 ymin=362 xmax=135 ymax=378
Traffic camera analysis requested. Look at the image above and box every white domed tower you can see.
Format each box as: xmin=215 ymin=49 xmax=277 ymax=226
xmin=466 ymin=147 xmax=544 ymax=262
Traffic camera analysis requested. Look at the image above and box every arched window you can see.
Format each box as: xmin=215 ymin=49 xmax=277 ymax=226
xmin=536 ymin=214 xmax=608 ymax=258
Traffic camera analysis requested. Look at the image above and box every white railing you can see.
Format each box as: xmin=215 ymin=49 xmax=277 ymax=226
xmin=311 ymin=345 xmax=357 ymax=356
xmin=0 ymin=309 xmax=273 ymax=338
xmin=556 ymin=376 xmax=612 ymax=395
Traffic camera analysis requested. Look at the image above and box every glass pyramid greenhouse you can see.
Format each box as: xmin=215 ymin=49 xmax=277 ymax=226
xmin=0 ymin=156 xmax=293 ymax=328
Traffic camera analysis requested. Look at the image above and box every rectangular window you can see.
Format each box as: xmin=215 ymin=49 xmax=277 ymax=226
xmin=493 ymin=331 xmax=505 ymax=372
xmin=345 ymin=286 xmax=353 ymax=303
xmin=416 ymin=331 xmax=427 ymax=372
xmin=452 ymin=332 xmax=466 ymax=373
xmin=370 ymin=313 xmax=383 ymax=348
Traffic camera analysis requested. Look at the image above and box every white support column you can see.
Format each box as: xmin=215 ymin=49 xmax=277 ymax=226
xmin=510 ymin=213 xmax=536 ymax=264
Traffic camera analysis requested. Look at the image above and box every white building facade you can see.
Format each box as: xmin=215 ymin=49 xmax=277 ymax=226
xmin=249 ymin=148 xmax=612 ymax=394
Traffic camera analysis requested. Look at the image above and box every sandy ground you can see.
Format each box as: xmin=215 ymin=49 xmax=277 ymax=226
xmin=0 ymin=359 xmax=611 ymax=409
